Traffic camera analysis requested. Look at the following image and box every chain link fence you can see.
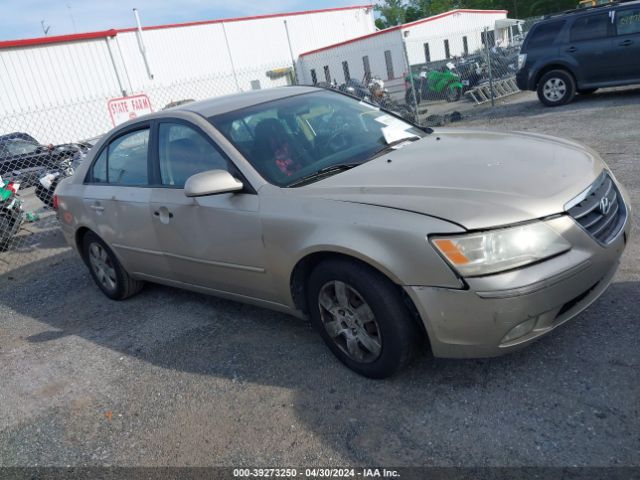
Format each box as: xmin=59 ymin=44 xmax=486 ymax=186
xmin=0 ymin=13 xmax=542 ymax=275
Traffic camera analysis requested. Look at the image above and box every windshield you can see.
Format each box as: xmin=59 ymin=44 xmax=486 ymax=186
xmin=209 ymin=90 xmax=426 ymax=187
xmin=0 ymin=138 xmax=41 ymax=158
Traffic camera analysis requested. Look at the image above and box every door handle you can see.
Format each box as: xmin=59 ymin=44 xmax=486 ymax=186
xmin=153 ymin=211 xmax=174 ymax=218
xmin=619 ymin=39 xmax=633 ymax=47
xmin=566 ymin=46 xmax=577 ymax=53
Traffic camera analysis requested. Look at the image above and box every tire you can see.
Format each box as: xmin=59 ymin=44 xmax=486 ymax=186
xmin=445 ymin=85 xmax=462 ymax=102
xmin=82 ymin=231 xmax=144 ymax=300
xmin=405 ymin=87 xmax=420 ymax=107
xmin=35 ymin=182 xmax=55 ymax=208
xmin=537 ymin=69 xmax=576 ymax=107
xmin=577 ymin=88 xmax=598 ymax=95
xmin=307 ymin=259 xmax=421 ymax=378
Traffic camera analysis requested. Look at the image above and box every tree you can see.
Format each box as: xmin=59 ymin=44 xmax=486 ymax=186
xmin=375 ymin=0 xmax=407 ymax=28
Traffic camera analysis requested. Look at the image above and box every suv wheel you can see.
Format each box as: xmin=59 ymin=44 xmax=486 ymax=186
xmin=537 ymin=70 xmax=576 ymax=107
xmin=307 ymin=259 xmax=421 ymax=378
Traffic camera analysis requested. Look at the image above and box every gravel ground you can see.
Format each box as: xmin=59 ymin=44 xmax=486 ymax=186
xmin=0 ymin=89 xmax=639 ymax=467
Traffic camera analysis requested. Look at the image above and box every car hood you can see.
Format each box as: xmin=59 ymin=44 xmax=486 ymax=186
xmin=299 ymin=129 xmax=604 ymax=230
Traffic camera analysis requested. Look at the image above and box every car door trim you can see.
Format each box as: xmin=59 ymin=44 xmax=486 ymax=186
xmin=112 ymin=243 xmax=265 ymax=273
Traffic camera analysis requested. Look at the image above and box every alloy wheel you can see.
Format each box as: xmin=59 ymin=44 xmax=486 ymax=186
xmin=543 ymin=78 xmax=567 ymax=102
xmin=317 ymin=280 xmax=382 ymax=363
xmin=88 ymin=242 xmax=117 ymax=292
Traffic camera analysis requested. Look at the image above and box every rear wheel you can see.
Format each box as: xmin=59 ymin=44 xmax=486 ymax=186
xmin=537 ymin=70 xmax=576 ymax=107
xmin=307 ymin=259 xmax=421 ymax=378
xmin=82 ymin=231 xmax=144 ymax=300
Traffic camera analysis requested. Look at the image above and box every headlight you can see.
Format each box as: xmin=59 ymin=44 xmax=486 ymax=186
xmin=517 ymin=53 xmax=527 ymax=71
xmin=431 ymin=222 xmax=570 ymax=277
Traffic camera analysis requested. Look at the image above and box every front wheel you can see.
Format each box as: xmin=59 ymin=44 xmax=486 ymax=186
xmin=307 ymin=259 xmax=422 ymax=378
xmin=82 ymin=232 xmax=144 ymax=300
xmin=537 ymin=70 xmax=576 ymax=107
xmin=445 ymin=85 xmax=462 ymax=102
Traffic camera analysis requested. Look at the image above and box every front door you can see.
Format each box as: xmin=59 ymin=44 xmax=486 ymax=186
xmin=148 ymin=121 xmax=272 ymax=301
xmin=565 ymin=12 xmax=613 ymax=85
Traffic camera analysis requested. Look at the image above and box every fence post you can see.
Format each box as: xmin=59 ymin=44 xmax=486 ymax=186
xmin=284 ymin=20 xmax=298 ymax=85
xmin=484 ymin=26 xmax=495 ymax=108
xmin=401 ymin=33 xmax=420 ymax=124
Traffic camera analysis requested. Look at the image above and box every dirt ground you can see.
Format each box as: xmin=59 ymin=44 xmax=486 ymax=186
xmin=0 ymin=88 xmax=638 ymax=468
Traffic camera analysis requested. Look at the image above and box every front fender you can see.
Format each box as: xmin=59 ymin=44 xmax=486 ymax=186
xmin=259 ymin=194 xmax=465 ymax=307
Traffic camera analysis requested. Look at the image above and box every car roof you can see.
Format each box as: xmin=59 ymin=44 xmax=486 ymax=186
xmin=543 ymin=0 xmax=640 ymax=20
xmin=170 ymin=85 xmax=319 ymax=118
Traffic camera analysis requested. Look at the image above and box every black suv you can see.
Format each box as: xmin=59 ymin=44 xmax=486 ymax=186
xmin=516 ymin=0 xmax=640 ymax=106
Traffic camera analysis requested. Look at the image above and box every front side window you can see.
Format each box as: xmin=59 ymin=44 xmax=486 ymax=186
xmin=210 ymin=91 xmax=426 ymax=187
xmin=570 ymin=14 xmax=611 ymax=42
xmin=616 ymin=8 xmax=640 ymax=35
xmin=158 ymin=123 xmax=229 ymax=187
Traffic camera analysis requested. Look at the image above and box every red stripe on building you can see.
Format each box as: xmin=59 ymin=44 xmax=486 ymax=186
xmin=0 ymin=5 xmax=373 ymax=49
xmin=300 ymin=9 xmax=509 ymax=57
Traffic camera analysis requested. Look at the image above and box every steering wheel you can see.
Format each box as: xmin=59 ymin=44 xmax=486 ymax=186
xmin=325 ymin=122 xmax=352 ymax=153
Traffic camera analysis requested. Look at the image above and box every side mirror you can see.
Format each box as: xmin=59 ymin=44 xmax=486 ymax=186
xmin=184 ymin=169 xmax=243 ymax=197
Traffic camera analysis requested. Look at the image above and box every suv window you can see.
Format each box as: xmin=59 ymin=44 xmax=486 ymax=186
xmin=527 ymin=21 xmax=565 ymax=49
xmin=570 ymin=13 xmax=611 ymax=41
xmin=87 ymin=129 xmax=149 ymax=185
xmin=158 ymin=123 xmax=229 ymax=187
xmin=616 ymin=8 xmax=640 ymax=35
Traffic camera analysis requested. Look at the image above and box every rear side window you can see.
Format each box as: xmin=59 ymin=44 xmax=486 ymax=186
xmin=570 ymin=14 xmax=611 ymax=41
xmin=616 ymin=8 xmax=640 ymax=35
xmin=86 ymin=128 xmax=149 ymax=185
xmin=527 ymin=21 xmax=565 ymax=49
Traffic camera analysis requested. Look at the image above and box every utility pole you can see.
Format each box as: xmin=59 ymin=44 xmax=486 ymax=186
xmin=67 ymin=3 xmax=77 ymax=33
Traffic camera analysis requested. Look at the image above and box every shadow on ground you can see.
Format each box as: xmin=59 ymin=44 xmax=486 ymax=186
xmin=1 ymin=251 xmax=638 ymax=466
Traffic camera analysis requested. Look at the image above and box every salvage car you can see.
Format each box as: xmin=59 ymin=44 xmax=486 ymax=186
xmin=54 ymin=86 xmax=631 ymax=378
xmin=0 ymin=132 xmax=90 ymax=189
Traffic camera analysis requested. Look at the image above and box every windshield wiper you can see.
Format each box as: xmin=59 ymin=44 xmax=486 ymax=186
xmin=366 ymin=137 xmax=421 ymax=161
xmin=287 ymin=163 xmax=360 ymax=188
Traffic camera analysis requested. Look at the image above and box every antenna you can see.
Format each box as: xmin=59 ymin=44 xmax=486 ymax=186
xmin=67 ymin=3 xmax=77 ymax=33
xmin=40 ymin=20 xmax=51 ymax=36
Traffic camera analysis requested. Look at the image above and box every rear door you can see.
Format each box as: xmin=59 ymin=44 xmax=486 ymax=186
xmin=611 ymin=5 xmax=640 ymax=80
xmin=148 ymin=120 xmax=270 ymax=300
xmin=565 ymin=12 xmax=613 ymax=85
xmin=82 ymin=125 xmax=167 ymax=278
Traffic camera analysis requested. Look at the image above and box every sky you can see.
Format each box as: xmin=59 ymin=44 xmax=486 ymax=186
xmin=0 ymin=0 xmax=370 ymax=41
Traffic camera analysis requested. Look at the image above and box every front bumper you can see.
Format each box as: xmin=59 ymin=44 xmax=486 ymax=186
xmin=406 ymin=214 xmax=631 ymax=358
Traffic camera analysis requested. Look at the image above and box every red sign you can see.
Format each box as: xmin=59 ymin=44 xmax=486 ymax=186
xmin=107 ymin=94 xmax=153 ymax=127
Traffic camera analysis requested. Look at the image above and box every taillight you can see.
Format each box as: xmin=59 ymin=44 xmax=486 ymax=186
xmin=5 ymin=182 xmax=16 ymax=194
xmin=53 ymin=194 xmax=59 ymax=210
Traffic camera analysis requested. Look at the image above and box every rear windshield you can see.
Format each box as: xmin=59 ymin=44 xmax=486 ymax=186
xmin=525 ymin=20 xmax=566 ymax=49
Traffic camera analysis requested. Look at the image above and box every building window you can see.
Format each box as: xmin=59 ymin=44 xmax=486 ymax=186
xmin=384 ymin=50 xmax=394 ymax=79
xmin=310 ymin=69 xmax=317 ymax=85
xmin=342 ymin=61 xmax=351 ymax=82
xmin=250 ymin=80 xmax=261 ymax=90
xmin=444 ymin=39 xmax=451 ymax=59
xmin=362 ymin=55 xmax=371 ymax=83
xmin=463 ymin=36 xmax=469 ymax=55
xmin=481 ymin=29 xmax=496 ymax=47
xmin=423 ymin=43 xmax=431 ymax=63
xmin=323 ymin=65 xmax=331 ymax=83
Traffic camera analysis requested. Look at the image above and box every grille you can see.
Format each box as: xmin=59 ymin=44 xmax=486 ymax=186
xmin=567 ymin=173 xmax=627 ymax=245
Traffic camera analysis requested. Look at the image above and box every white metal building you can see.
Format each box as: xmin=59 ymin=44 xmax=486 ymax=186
xmin=298 ymin=9 xmax=509 ymax=91
xmin=0 ymin=5 xmax=375 ymax=143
